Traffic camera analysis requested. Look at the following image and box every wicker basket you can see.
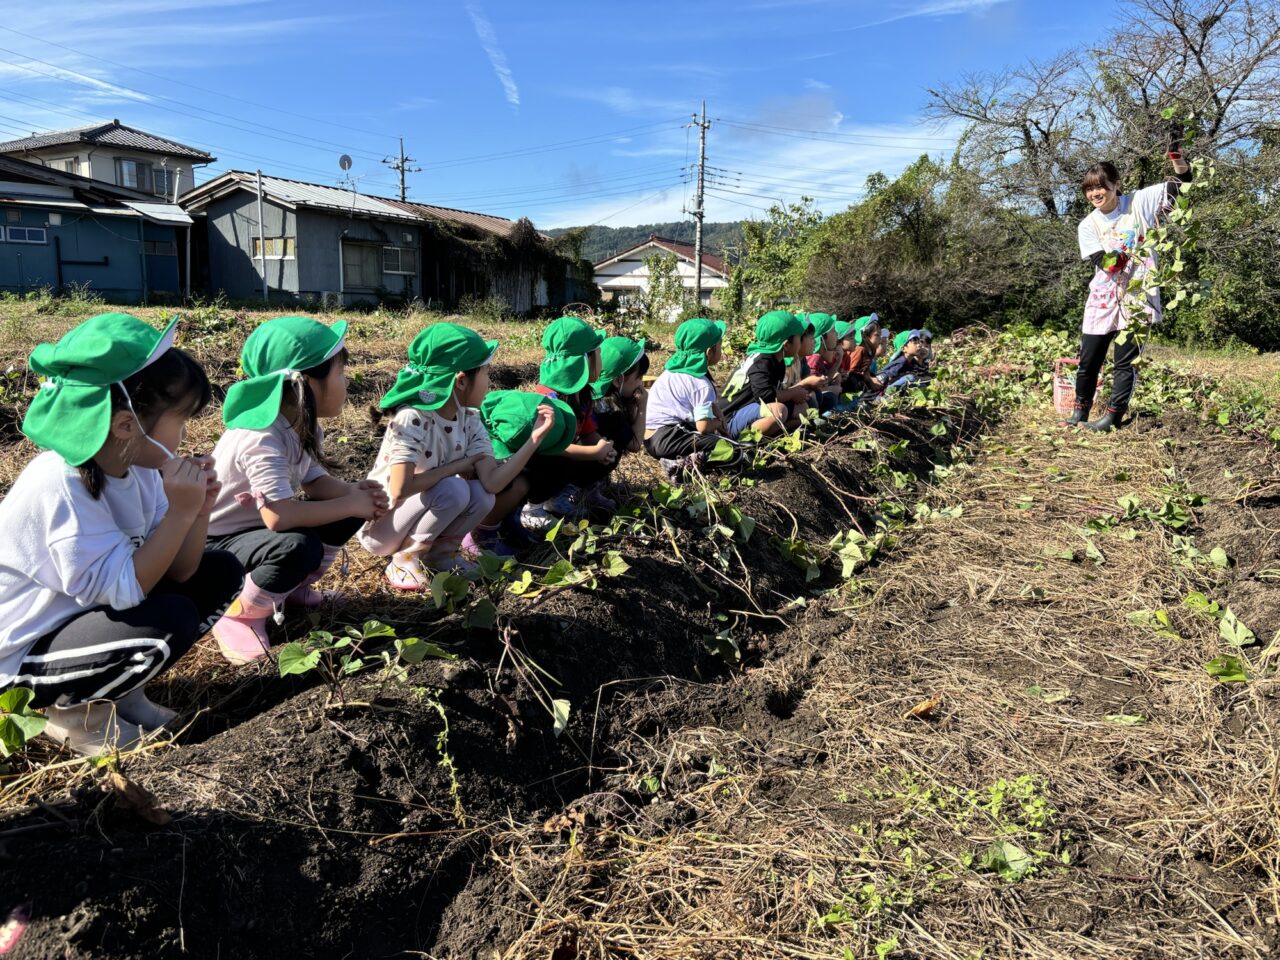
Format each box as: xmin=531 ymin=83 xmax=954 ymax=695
xmin=1053 ymin=358 xmax=1103 ymax=417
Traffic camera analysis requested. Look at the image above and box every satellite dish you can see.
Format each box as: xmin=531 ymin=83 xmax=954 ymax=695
xmin=339 ymin=154 xmax=352 ymax=171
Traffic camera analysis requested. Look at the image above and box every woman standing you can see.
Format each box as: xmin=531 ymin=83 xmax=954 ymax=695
xmin=1068 ymin=129 xmax=1193 ymax=431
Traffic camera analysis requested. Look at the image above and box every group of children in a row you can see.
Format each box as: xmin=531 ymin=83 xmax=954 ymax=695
xmin=0 ymin=308 xmax=933 ymax=755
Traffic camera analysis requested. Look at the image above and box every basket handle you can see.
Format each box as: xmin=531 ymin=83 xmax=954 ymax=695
xmin=1055 ymin=358 xmax=1080 ymax=376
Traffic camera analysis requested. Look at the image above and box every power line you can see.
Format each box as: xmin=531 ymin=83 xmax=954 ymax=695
xmin=715 ymin=116 xmax=956 ymax=145
xmin=0 ymin=49 xmax=389 ymax=162
xmin=0 ymin=23 xmax=399 ymax=142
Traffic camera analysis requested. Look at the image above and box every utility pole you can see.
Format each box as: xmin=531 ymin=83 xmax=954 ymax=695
xmin=382 ymin=137 xmax=421 ymax=202
xmin=692 ymin=102 xmax=710 ymax=307
xmin=256 ymin=168 xmax=267 ymax=303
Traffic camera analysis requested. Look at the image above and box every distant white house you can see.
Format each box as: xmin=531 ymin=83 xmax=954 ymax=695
xmin=593 ymin=234 xmax=730 ymax=307
xmin=0 ymin=120 xmax=214 ymax=200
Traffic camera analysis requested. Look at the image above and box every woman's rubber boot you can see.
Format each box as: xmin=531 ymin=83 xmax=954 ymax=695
xmin=287 ymin=545 xmax=344 ymax=608
xmin=1063 ymin=400 xmax=1092 ymax=427
xmin=213 ymin=576 xmax=288 ymax=665
xmin=42 ymin=701 xmax=144 ymax=756
xmin=115 ymin=685 xmax=179 ymax=731
xmin=1085 ymin=406 xmax=1125 ymax=432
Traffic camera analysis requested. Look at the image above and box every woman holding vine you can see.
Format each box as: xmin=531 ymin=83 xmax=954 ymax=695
xmin=1067 ymin=124 xmax=1193 ymax=431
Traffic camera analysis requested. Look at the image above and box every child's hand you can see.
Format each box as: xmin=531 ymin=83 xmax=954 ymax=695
xmin=351 ymin=480 xmax=390 ymax=519
xmin=529 ymin=404 xmax=556 ymax=445
xmin=161 ymin=457 xmax=208 ymax=517
xmin=593 ymin=439 xmax=617 ymax=465
xmin=454 ymin=457 xmax=478 ymax=481
xmin=191 ymin=454 xmax=221 ymax=518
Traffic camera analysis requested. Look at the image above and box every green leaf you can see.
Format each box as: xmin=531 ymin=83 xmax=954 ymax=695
xmin=1183 ymin=592 xmax=1222 ymax=618
xmin=1026 ymin=685 xmax=1070 ymax=704
xmin=361 ymin=620 xmax=396 ymax=639
xmin=1220 ymin=609 xmax=1257 ymax=647
xmin=431 ymin=571 xmax=471 ymax=610
xmin=979 ymin=839 xmax=1036 ymax=881
xmin=465 ymin=597 xmax=498 ymax=630
xmin=1105 ymin=713 xmax=1147 ymax=725
xmin=601 ymin=551 xmax=631 ymax=578
xmin=703 ymin=629 xmax=741 ymax=663
xmin=1204 ymin=655 xmax=1248 ymax=684
xmin=542 ymin=559 xmax=576 ymax=586
xmin=1208 ymin=547 xmax=1230 ymax=569
xmin=0 ymin=687 xmax=46 ymax=756
xmin=544 ymin=515 xmax=565 ymax=543
xmin=395 ymin=635 xmax=456 ymax=664
xmin=1015 ymin=496 xmax=1034 ymax=510
xmin=552 ymin=698 xmax=571 ymax=737
xmin=278 ymin=642 xmax=322 ymax=677
xmin=708 ymin=438 xmax=737 ymax=463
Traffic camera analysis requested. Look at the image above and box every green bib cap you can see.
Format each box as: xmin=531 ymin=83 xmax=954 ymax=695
xmin=222 ymin=316 xmax=347 ymax=430
xmin=480 ymin=389 xmax=576 ymax=459
xmin=381 ymin=323 xmax=498 ymax=412
xmin=853 ymin=314 xmax=879 ymax=345
xmin=834 ymin=320 xmax=854 ymax=341
xmin=748 ymin=310 xmax=804 ymax=355
xmin=807 ymin=312 xmax=837 ymax=339
xmin=539 ymin=316 xmax=605 ymax=395
xmin=894 ymin=328 xmax=923 ymax=354
xmin=22 ymin=312 xmax=179 ymax=466
xmin=591 ymin=336 xmax=646 ymax=400
xmin=665 ymin=318 xmax=725 ymax=377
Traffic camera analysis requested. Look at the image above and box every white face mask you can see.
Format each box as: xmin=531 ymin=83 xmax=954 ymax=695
xmin=119 ymin=383 xmax=177 ymax=463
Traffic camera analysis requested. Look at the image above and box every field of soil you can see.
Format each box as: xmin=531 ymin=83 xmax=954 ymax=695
xmin=0 ymin=310 xmax=1277 ymax=960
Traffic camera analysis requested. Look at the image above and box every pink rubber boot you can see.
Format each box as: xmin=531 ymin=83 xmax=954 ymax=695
xmin=213 ymin=576 xmax=289 ymax=665
xmin=287 ymin=545 xmax=346 ymax=608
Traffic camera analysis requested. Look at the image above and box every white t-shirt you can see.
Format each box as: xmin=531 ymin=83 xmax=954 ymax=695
xmin=645 ymin=370 xmax=718 ymax=431
xmin=366 ymin=405 xmax=493 ymax=501
xmin=0 ymin=451 xmax=167 ymax=685
xmin=1076 ymin=183 xmax=1170 ymax=334
xmin=208 ymin=415 xmax=329 ymax=537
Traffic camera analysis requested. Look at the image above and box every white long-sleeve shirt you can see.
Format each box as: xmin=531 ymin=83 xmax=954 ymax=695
xmin=0 ymin=451 xmax=166 ymax=685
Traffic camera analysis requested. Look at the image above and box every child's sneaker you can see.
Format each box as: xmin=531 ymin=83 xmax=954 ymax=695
xmin=520 ymin=502 xmax=557 ymax=531
xmin=385 ymin=555 xmax=429 ymax=592
xmin=544 ymin=485 xmax=586 ymax=518
xmin=582 ymin=482 xmax=617 ymax=513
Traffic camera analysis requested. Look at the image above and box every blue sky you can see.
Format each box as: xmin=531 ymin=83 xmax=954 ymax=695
xmin=0 ymin=0 xmax=1113 ymax=228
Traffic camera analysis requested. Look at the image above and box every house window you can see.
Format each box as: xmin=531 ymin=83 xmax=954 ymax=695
xmin=383 ymin=246 xmax=416 ymax=274
xmin=342 ymin=242 xmax=382 ymax=289
xmin=144 ymin=240 xmax=178 ymax=256
xmin=251 ymin=237 xmax=296 ymax=259
xmin=49 ymin=157 xmax=79 ymax=174
xmin=4 ymin=210 xmax=20 ymax=223
xmin=7 ymin=226 xmax=47 ymax=244
xmin=153 ymin=167 xmax=175 ymax=198
xmin=116 ymin=158 xmax=151 ymax=192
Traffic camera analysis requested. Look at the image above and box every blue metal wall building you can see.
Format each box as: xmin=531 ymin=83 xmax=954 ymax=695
xmin=0 ymin=156 xmax=191 ymax=303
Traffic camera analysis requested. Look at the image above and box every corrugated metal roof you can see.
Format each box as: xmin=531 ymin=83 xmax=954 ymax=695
xmin=190 ymin=171 xmax=421 ymax=223
xmin=382 ymin=198 xmax=520 ymax=238
xmin=0 ymin=121 xmax=214 ymax=161
xmin=121 ymin=200 xmax=193 ymax=225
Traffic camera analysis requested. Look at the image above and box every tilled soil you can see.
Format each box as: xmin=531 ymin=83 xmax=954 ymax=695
xmin=3 ymin=399 xmax=1278 ymax=960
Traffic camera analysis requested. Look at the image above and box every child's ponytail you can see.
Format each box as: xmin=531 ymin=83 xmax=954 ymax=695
xmin=284 ymin=346 xmax=348 ymax=469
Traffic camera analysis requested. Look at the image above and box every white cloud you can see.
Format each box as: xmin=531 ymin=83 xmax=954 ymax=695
xmin=842 ymin=0 xmax=1013 ymax=31
xmin=566 ymin=85 xmax=691 ymax=116
xmin=804 ymin=78 xmax=831 ymax=90
xmin=465 ymin=2 xmax=520 ymax=109
xmin=537 ymin=114 xmax=964 ymax=229
xmin=393 ymin=96 xmax=439 ymax=113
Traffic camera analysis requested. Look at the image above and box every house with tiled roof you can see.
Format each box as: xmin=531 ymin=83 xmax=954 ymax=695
xmin=593 ymin=234 xmax=730 ymax=308
xmin=180 ymin=170 xmax=574 ymax=311
xmin=0 ymin=120 xmax=214 ymax=201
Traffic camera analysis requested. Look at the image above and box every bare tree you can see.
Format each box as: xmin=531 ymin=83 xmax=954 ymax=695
xmin=924 ymin=51 xmax=1092 ymax=219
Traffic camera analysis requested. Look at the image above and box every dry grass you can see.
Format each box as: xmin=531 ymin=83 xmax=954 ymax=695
xmin=484 ymin=406 xmax=1280 ymax=958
